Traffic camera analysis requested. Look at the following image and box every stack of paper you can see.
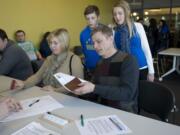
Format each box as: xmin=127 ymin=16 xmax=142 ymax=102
xmin=76 ymin=115 xmax=131 ymax=135
xmin=0 ymin=95 xmax=64 ymax=122
xmin=54 ymin=72 xmax=86 ymax=92
xmin=11 ymin=122 xmax=61 ymax=135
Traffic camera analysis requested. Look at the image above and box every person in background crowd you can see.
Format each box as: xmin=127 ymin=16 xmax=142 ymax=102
xmin=137 ymin=18 xmax=148 ymax=34
xmin=147 ymin=18 xmax=159 ymax=57
xmin=15 ymin=30 xmax=43 ymax=61
xmin=39 ymin=32 xmax=52 ymax=58
xmin=158 ymin=19 xmax=170 ymax=51
xmin=15 ymin=30 xmax=44 ymax=73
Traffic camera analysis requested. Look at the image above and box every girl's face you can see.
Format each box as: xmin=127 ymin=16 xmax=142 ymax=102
xmin=49 ymin=37 xmax=62 ymax=55
xmin=113 ymin=7 xmax=125 ymax=25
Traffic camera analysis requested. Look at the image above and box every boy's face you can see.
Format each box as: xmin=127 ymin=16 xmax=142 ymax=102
xmin=85 ymin=12 xmax=99 ymax=29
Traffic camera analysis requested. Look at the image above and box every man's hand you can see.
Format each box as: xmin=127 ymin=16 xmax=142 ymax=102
xmin=73 ymin=82 xmax=95 ymax=95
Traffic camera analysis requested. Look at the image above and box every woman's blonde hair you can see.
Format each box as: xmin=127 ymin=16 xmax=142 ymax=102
xmin=48 ymin=28 xmax=70 ymax=52
xmin=113 ymin=0 xmax=133 ymax=37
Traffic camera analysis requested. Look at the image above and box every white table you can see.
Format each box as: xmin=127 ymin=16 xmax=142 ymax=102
xmin=158 ymin=48 xmax=180 ymax=81
xmin=0 ymin=76 xmax=180 ymax=135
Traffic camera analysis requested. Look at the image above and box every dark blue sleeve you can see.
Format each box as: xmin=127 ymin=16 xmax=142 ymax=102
xmin=0 ymin=47 xmax=19 ymax=75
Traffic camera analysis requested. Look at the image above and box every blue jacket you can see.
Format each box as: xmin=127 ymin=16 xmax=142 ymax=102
xmin=80 ymin=26 xmax=100 ymax=70
xmin=114 ymin=24 xmax=147 ymax=69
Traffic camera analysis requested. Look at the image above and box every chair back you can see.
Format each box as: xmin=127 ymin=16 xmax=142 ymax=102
xmin=73 ymin=46 xmax=82 ymax=56
xmin=138 ymin=80 xmax=175 ymax=121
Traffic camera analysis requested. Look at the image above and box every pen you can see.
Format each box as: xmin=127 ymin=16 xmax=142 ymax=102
xmin=28 ymin=99 xmax=40 ymax=107
xmin=109 ymin=117 xmax=122 ymax=131
xmin=47 ymin=111 xmax=71 ymax=122
xmin=80 ymin=114 xmax=84 ymax=127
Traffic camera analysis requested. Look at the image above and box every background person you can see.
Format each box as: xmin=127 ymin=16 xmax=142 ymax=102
xmin=80 ymin=5 xmax=104 ymax=79
xmin=39 ymin=32 xmax=52 ymax=58
xmin=113 ymin=0 xmax=154 ymax=81
xmin=0 ymin=29 xmax=33 ymax=80
xmin=15 ymin=30 xmax=43 ymax=61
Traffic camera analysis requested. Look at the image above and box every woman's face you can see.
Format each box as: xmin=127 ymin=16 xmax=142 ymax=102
xmin=49 ymin=37 xmax=62 ymax=55
xmin=113 ymin=7 xmax=125 ymax=25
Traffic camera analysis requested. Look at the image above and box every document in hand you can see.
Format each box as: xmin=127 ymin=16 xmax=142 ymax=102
xmin=54 ymin=72 xmax=86 ymax=92
xmin=0 ymin=95 xmax=64 ymax=122
xmin=11 ymin=122 xmax=61 ymax=135
xmin=75 ymin=115 xmax=131 ymax=135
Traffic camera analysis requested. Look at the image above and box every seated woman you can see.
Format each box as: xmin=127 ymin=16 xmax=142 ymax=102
xmin=15 ymin=28 xmax=84 ymax=93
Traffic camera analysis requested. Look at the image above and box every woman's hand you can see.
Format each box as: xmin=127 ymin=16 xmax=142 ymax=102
xmin=147 ymin=73 xmax=154 ymax=82
xmin=14 ymin=80 xmax=25 ymax=90
xmin=41 ymin=85 xmax=55 ymax=92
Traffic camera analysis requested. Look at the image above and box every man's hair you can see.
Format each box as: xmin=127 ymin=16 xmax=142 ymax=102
xmin=84 ymin=5 xmax=100 ymax=16
xmin=0 ymin=29 xmax=8 ymax=40
xmin=91 ymin=25 xmax=113 ymax=37
xmin=15 ymin=30 xmax=26 ymax=35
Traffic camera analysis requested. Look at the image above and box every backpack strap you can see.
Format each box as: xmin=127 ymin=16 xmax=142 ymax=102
xmin=69 ymin=54 xmax=74 ymax=75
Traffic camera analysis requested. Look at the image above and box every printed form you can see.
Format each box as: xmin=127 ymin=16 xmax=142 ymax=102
xmin=76 ymin=115 xmax=132 ymax=135
xmin=0 ymin=95 xmax=64 ymax=122
xmin=11 ymin=122 xmax=61 ymax=135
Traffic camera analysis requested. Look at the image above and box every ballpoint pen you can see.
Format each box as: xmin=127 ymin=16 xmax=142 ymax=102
xmin=47 ymin=111 xmax=73 ymax=122
xmin=28 ymin=99 xmax=40 ymax=107
xmin=80 ymin=114 xmax=84 ymax=127
xmin=109 ymin=117 xmax=122 ymax=131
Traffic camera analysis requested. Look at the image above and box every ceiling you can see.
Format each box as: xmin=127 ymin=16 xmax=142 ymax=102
xmin=144 ymin=7 xmax=180 ymax=15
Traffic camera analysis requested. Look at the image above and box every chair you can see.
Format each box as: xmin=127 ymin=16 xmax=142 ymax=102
xmin=73 ymin=46 xmax=83 ymax=56
xmin=31 ymin=60 xmax=44 ymax=73
xmin=138 ymin=80 xmax=176 ymax=122
xmin=73 ymin=46 xmax=92 ymax=80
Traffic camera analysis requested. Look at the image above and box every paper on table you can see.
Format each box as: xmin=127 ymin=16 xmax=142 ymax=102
xmin=75 ymin=115 xmax=131 ymax=135
xmin=0 ymin=95 xmax=64 ymax=122
xmin=11 ymin=121 xmax=61 ymax=135
xmin=54 ymin=72 xmax=86 ymax=92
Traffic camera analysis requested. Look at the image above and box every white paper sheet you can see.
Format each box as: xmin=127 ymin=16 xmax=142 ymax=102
xmin=1 ymin=95 xmax=64 ymax=122
xmin=11 ymin=121 xmax=61 ymax=135
xmin=76 ymin=115 xmax=131 ymax=135
xmin=54 ymin=72 xmax=86 ymax=91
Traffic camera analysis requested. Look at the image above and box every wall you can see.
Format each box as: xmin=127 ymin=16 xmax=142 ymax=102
xmin=0 ymin=0 xmax=117 ymax=48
